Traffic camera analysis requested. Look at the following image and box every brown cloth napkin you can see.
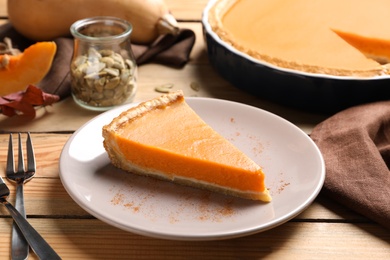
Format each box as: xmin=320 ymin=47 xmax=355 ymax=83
xmin=0 ymin=23 xmax=195 ymax=99
xmin=311 ymin=101 xmax=390 ymax=230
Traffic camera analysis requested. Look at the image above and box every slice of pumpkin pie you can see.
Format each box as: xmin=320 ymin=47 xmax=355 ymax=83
xmin=102 ymin=91 xmax=271 ymax=202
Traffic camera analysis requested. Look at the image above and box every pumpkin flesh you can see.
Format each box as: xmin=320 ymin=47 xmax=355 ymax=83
xmin=0 ymin=41 xmax=57 ymax=96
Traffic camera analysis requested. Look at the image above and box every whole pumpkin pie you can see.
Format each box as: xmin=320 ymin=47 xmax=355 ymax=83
xmin=208 ymin=0 xmax=390 ymax=77
xmin=102 ymin=91 xmax=271 ymax=202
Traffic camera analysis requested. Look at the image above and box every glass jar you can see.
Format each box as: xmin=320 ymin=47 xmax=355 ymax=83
xmin=70 ymin=16 xmax=137 ymax=111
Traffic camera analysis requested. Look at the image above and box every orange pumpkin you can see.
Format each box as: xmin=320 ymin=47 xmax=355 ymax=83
xmin=0 ymin=41 xmax=57 ymax=96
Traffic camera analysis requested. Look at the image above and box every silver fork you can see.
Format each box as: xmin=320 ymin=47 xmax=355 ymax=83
xmin=0 ymin=176 xmax=61 ymax=259
xmin=6 ymin=133 xmax=35 ymax=260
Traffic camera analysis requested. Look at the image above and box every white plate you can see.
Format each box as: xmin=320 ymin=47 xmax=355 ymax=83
xmin=59 ymin=97 xmax=325 ymax=241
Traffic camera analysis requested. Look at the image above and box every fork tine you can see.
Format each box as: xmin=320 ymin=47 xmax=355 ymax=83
xmin=17 ymin=133 xmax=25 ymax=174
xmin=6 ymin=133 xmax=14 ymax=174
xmin=26 ymin=132 xmax=36 ymax=173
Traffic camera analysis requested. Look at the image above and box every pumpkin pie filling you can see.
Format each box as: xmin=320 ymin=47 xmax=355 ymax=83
xmin=208 ymin=0 xmax=390 ymax=77
xmin=103 ymin=91 xmax=271 ymax=202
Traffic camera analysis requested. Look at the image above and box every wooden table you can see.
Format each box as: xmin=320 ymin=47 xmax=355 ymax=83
xmin=0 ymin=1 xmax=389 ymax=259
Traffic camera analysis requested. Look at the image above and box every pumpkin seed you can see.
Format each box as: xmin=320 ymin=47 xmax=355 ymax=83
xmin=125 ymin=59 xmax=135 ymax=70
xmin=0 ymin=37 xmax=21 ymax=56
xmin=84 ymin=71 xmax=99 ymax=79
xmin=73 ymin=55 xmax=87 ymax=67
xmin=1 ymin=54 xmax=9 ymax=68
xmin=88 ymin=48 xmax=102 ymax=60
xmin=155 ymin=83 xmax=174 ymax=93
xmin=70 ymin=47 xmax=137 ymax=107
xmin=100 ymin=49 xmax=114 ymax=57
xmin=100 ymin=57 xmax=115 ymax=67
xmin=105 ymin=76 xmax=120 ymax=89
xmin=112 ymin=61 xmax=125 ymax=70
xmin=190 ymin=81 xmax=200 ymax=91
xmin=103 ymin=68 xmax=120 ymax=77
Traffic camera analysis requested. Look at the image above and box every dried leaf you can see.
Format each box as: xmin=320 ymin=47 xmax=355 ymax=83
xmin=0 ymin=85 xmax=60 ymax=118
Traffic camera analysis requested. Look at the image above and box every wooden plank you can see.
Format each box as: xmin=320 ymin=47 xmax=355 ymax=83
xmin=0 ymin=133 xmax=370 ymax=221
xmin=1 ymin=218 xmax=389 ymax=259
xmin=0 ymin=0 xmax=6 ymax=18
xmin=0 ymin=176 xmax=369 ymax=221
xmin=0 ymin=133 xmax=72 ymax=178
xmin=0 ymin=177 xmax=89 ymax=217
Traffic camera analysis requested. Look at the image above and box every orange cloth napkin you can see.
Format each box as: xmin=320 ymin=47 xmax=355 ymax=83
xmin=0 ymin=23 xmax=195 ymax=99
xmin=311 ymin=101 xmax=390 ymax=230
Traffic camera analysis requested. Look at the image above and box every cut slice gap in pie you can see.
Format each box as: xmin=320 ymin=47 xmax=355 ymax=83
xmin=332 ymin=28 xmax=390 ymax=65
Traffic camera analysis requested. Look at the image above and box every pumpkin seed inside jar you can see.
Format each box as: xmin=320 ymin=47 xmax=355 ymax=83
xmin=70 ymin=16 xmax=137 ymax=110
xmin=70 ymin=47 xmax=137 ymax=109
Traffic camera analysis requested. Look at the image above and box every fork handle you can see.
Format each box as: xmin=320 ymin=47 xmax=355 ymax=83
xmin=15 ymin=183 xmax=26 ymax=217
xmin=3 ymin=200 xmax=61 ymax=260
xmin=11 ymin=183 xmax=29 ymax=260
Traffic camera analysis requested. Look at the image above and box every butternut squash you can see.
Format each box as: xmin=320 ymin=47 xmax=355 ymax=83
xmin=7 ymin=0 xmax=179 ymax=44
xmin=0 ymin=41 xmax=57 ymax=96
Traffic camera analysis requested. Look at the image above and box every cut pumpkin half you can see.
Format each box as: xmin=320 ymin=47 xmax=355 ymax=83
xmin=0 ymin=41 xmax=57 ymax=96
